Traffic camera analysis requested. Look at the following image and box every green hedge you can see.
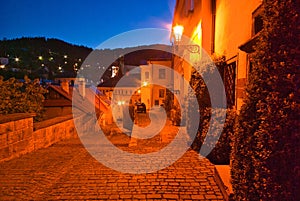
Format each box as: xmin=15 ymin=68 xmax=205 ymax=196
xmin=231 ymin=0 xmax=300 ymax=200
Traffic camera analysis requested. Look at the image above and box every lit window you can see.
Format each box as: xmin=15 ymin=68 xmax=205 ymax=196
xmin=111 ymin=66 xmax=119 ymax=78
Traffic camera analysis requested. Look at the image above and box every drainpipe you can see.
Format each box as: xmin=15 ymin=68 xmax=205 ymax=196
xmin=211 ymin=0 xmax=216 ymax=54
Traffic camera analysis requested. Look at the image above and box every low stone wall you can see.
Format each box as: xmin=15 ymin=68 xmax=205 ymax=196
xmin=0 ymin=113 xmax=77 ymax=163
xmin=33 ymin=114 xmax=76 ymax=150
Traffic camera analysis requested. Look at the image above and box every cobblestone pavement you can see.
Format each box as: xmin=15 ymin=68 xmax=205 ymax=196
xmin=0 ymin=115 xmax=224 ymax=200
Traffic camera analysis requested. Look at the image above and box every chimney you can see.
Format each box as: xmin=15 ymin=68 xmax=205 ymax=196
xmin=61 ymin=80 xmax=69 ymax=94
xmin=78 ymin=78 xmax=86 ymax=98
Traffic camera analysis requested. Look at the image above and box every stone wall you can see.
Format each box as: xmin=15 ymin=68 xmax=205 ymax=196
xmin=33 ymin=114 xmax=76 ymax=150
xmin=0 ymin=113 xmax=77 ymax=163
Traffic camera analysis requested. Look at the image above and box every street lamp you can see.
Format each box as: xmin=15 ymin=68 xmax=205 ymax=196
xmin=173 ymin=25 xmax=184 ymax=42
xmin=172 ymin=24 xmax=200 ymax=53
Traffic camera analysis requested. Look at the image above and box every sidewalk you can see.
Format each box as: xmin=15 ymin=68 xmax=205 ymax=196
xmin=0 ymin=116 xmax=224 ymax=200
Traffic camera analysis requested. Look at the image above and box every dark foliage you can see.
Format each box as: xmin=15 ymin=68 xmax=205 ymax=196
xmin=188 ymin=55 xmax=235 ymax=164
xmin=0 ymin=76 xmax=48 ymax=122
xmin=231 ymin=0 xmax=300 ymax=200
xmin=190 ymin=107 xmax=236 ymax=165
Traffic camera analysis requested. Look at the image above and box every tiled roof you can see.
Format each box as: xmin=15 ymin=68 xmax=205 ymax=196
xmin=44 ymin=84 xmax=110 ymax=114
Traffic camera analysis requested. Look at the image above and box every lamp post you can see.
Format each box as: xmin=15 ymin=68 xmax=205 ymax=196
xmin=172 ymin=24 xmax=201 ymax=126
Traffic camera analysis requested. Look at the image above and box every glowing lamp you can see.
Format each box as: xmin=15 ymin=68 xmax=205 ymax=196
xmin=173 ymin=25 xmax=184 ymax=42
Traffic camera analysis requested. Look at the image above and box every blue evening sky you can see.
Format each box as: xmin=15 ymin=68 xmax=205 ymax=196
xmin=1 ymin=0 xmax=175 ymax=49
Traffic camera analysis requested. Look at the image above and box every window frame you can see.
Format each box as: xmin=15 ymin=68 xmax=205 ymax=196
xmin=158 ymin=69 xmax=166 ymax=79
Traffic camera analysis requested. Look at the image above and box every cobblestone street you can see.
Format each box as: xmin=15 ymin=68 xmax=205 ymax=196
xmin=0 ymin=115 xmax=224 ymax=200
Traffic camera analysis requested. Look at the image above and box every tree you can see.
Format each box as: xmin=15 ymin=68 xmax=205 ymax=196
xmin=0 ymin=76 xmax=48 ymax=121
xmin=231 ymin=0 xmax=300 ymax=200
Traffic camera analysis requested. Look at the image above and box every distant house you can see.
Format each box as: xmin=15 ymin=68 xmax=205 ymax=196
xmin=140 ymin=59 xmax=172 ymax=109
xmin=43 ymin=84 xmax=72 ymax=119
xmin=0 ymin=57 xmax=9 ymax=69
xmin=98 ymin=69 xmax=141 ymax=120
xmin=54 ymin=77 xmax=76 ymax=86
xmin=98 ymin=67 xmax=141 ymax=104
xmin=43 ymin=80 xmax=111 ymax=121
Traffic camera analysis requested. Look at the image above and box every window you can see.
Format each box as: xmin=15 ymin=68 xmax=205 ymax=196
xmin=252 ymin=5 xmax=263 ymax=36
xmin=159 ymin=69 xmax=166 ymax=79
xmin=145 ymin=71 xmax=149 ymax=80
xmin=185 ymin=0 xmax=194 ymax=14
xmin=155 ymin=100 xmax=159 ymax=106
xmin=224 ymin=62 xmax=236 ymax=107
xmin=159 ymin=89 xmax=165 ymax=98
xmin=254 ymin=15 xmax=263 ymax=35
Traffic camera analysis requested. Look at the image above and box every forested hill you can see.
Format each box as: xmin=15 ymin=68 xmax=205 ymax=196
xmin=0 ymin=37 xmax=92 ymax=72
xmin=0 ymin=37 xmax=172 ymax=79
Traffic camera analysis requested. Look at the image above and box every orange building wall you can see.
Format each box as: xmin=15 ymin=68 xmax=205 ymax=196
xmin=214 ymin=0 xmax=262 ymax=110
xmin=172 ymin=0 xmax=263 ymax=111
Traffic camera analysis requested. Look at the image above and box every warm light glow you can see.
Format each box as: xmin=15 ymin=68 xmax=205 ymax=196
xmin=173 ymin=25 xmax=184 ymax=42
xmin=111 ymin=66 xmax=119 ymax=78
xmin=196 ymin=22 xmax=202 ymax=41
xmin=137 ymin=89 xmax=141 ymax=94
xmin=15 ymin=57 xmax=20 ymax=62
xmin=190 ymin=21 xmax=203 ymax=61
xmin=38 ymin=56 xmax=43 ymax=60
xmin=142 ymin=81 xmax=149 ymax=87
xmin=117 ymin=100 xmax=125 ymax=106
xmin=64 ymin=55 xmax=68 ymax=59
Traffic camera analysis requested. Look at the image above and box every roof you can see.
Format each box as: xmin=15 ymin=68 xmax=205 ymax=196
xmin=44 ymin=84 xmax=111 ymax=114
xmin=98 ymin=74 xmax=141 ymax=88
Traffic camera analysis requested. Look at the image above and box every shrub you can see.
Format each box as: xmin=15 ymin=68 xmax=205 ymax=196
xmin=206 ymin=108 xmax=236 ymax=164
xmin=188 ymin=55 xmax=234 ymax=164
xmin=0 ymin=76 xmax=48 ymax=121
xmin=231 ymin=0 xmax=300 ymax=200
xmin=191 ymin=107 xmax=236 ymax=164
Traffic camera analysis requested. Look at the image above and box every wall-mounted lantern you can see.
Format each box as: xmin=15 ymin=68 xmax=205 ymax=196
xmin=173 ymin=25 xmax=184 ymax=43
xmin=172 ymin=24 xmax=200 ymax=53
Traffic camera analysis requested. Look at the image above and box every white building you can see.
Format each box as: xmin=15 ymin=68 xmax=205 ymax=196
xmin=140 ymin=59 xmax=173 ymax=109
